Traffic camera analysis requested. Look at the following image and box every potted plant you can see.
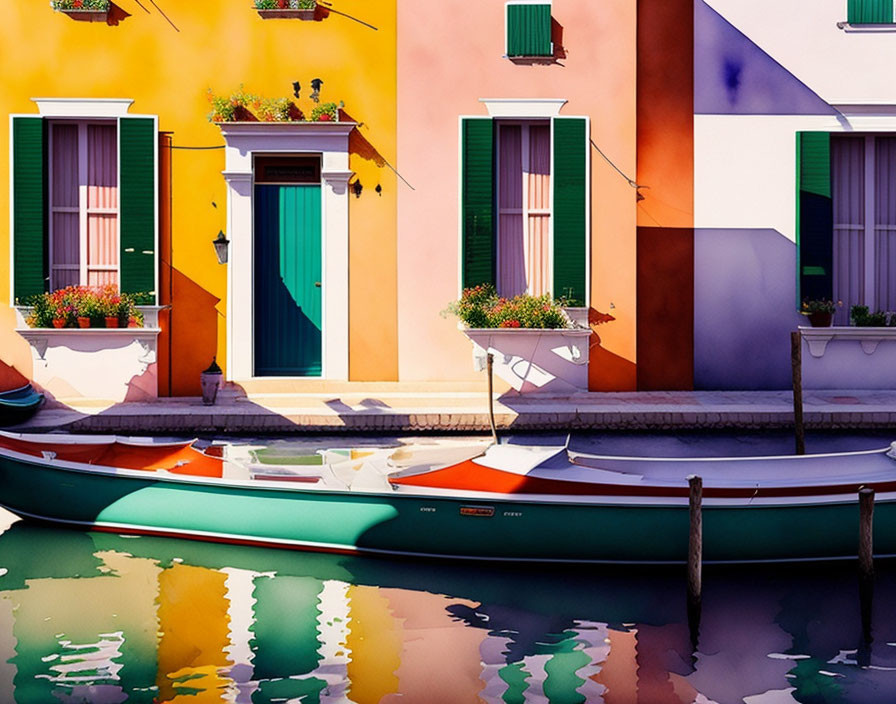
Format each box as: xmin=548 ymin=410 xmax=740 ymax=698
xmin=310 ymin=102 xmax=339 ymax=122
xmin=801 ymin=299 xmax=840 ymax=327
xmin=51 ymin=0 xmax=110 ymax=21
xmin=254 ymin=0 xmax=317 ymax=20
xmin=850 ymin=304 xmax=892 ymax=327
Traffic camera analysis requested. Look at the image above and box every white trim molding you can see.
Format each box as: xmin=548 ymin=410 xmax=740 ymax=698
xmin=218 ymin=121 xmax=356 ymax=382
xmin=480 ymin=99 xmax=567 ymax=118
xmin=32 ymin=98 xmax=134 ymax=117
xmin=799 ymin=326 xmax=896 ymax=358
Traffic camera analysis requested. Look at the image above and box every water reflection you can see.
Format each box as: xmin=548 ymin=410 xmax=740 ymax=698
xmin=1 ymin=522 xmax=896 ymax=702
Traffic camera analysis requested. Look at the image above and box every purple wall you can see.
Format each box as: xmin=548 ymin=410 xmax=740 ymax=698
xmin=695 ymin=0 xmax=835 ymax=116
xmin=694 ymin=229 xmax=804 ymax=390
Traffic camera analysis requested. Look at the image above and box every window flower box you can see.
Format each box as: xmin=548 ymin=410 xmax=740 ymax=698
xmin=51 ymin=0 xmax=110 ymax=21
xmin=463 ymin=327 xmax=592 ymax=394
xmin=799 ymin=326 xmax=896 ymax=390
xmin=254 ymin=0 xmax=317 ymax=19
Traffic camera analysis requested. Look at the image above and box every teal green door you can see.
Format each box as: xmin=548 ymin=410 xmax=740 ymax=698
xmin=254 ymin=184 xmax=322 ymax=376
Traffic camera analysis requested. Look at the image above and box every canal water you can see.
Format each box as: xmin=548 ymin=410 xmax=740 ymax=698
xmin=1 ymin=432 xmax=895 ymax=702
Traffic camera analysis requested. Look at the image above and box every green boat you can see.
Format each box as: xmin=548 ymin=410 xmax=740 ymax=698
xmin=0 ymin=430 xmax=894 ymax=563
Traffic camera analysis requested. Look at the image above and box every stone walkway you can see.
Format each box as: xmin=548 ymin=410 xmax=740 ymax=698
xmin=9 ymin=387 xmax=896 ymax=434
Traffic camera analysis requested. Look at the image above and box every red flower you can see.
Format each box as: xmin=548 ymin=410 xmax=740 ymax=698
xmin=73 ymin=0 xmax=83 ymax=7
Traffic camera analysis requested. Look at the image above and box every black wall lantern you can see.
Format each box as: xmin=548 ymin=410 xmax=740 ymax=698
xmin=351 ymin=179 xmax=363 ymax=198
xmin=213 ymin=230 xmax=230 ymax=264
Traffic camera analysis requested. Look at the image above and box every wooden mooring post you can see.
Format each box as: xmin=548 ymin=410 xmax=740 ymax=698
xmin=486 ymin=353 xmax=499 ymax=444
xmin=859 ymin=486 xmax=875 ymax=661
xmin=687 ymin=475 xmax=703 ymax=642
xmin=790 ymin=331 xmax=805 ymax=455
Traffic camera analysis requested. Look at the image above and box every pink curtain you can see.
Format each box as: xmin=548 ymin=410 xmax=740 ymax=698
xmin=527 ymin=125 xmax=551 ymax=296
xmin=831 ymin=136 xmax=865 ymax=324
xmin=50 ymin=124 xmax=80 ymax=290
xmin=498 ymin=125 xmax=526 ymax=297
xmin=87 ymin=124 xmax=118 ymax=287
xmin=875 ymin=137 xmax=896 ymax=311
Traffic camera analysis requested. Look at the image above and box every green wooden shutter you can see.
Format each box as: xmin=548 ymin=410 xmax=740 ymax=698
xmin=506 ymin=3 xmax=552 ymax=57
xmin=796 ymin=132 xmax=833 ymax=304
xmin=552 ymin=117 xmax=587 ymax=306
xmin=848 ymin=0 xmax=893 ymax=23
xmin=12 ymin=117 xmax=47 ymax=303
xmin=461 ymin=118 xmax=495 ymax=290
xmin=119 ymin=116 xmax=157 ymax=302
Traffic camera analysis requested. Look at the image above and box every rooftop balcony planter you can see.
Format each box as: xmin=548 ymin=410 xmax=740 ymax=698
xmin=51 ymin=0 xmax=110 ymax=21
xmin=254 ymin=0 xmax=317 ymax=19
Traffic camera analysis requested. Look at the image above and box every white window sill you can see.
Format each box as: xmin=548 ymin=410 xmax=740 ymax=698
xmin=837 ymin=22 xmax=896 ymax=32
xmin=799 ymin=325 xmax=896 ymax=357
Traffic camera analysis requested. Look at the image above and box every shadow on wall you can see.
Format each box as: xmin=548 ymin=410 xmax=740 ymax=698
xmin=587 ymin=306 xmax=637 ymax=392
xmin=694 ymin=228 xmax=805 ymax=390
xmin=695 ymin=0 xmax=835 ymax=115
xmin=169 ymin=268 xmax=221 ymax=397
xmin=0 ymin=361 xmax=28 ymax=393
xmin=509 ymin=19 xmax=567 ymax=65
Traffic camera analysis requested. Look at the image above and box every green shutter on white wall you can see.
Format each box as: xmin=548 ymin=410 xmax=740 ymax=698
xmin=796 ymin=132 xmax=833 ymax=304
xmin=552 ymin=117 xmax=587 ymax=307
xmin=506 ymin=3 xmax=552 ymax=57
xmin=848 ymin=0 xmax=893 ymax=23
xmin=460 ymin=118 xmax=496 ymax=290
xmin=119 ymin=116 xmax=157 ymax=303
xmin=11 ymin=116 xmax=47 ymax=303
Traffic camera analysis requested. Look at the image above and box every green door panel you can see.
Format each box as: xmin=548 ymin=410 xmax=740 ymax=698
xmin=254 ymin=184 xmax=322 ymax=376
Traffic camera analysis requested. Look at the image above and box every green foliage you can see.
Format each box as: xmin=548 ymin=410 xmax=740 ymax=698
xmin=254 ymin=0 xmax=316 ymax=9
xmin=25 ymin=286 xmax=145 ymax=328
xmin=445 ymin=284 xmax=573 ymax=329
xmin=850 ymin=304 xmax=891 ymax=327
xmin=206 ymin=86 xmax=255 ymax=123
xmin=254 ymin=97 xmax=292 ymax=122
xmin=52 ymin=0 xmax=110 ymax=10
xmin=310 ymin=102 xmax=339 ymax=122
xmin=801 ymin=298 xmax=839 ymax=314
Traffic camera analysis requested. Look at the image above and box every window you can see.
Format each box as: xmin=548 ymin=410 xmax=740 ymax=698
xmin=848 ymin=0 xmax=895 ymax=24
xmin=460 ymin=115 xmax=588 ymax=306
xmin=505 ymin=1 xmax=552 ymax=58
xmin=797 ymin=131 xmax=896 ymax=323
xmin=496 ymin=121 xmax=551 ymax=297
xmin=49 ymin=121 xmax=119 ymax=290
xmin=10 ymin=104 xmax=158 ymax=305
xmin=831 ymin=135 xmax=896 ymax=322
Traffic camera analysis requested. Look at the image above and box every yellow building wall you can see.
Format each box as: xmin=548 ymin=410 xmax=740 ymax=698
xmin=0 ymin=0 xmax=397 ymax=394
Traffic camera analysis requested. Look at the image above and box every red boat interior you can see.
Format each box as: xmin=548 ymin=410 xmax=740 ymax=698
xmin=0 ymin=434 xmax=223 ymax=478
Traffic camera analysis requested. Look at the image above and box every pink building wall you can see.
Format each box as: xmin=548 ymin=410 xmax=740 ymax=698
xmin=397 ymin=0 xmax=638 ymax=388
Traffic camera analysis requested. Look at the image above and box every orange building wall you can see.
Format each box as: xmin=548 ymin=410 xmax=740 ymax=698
xmin=635 ymin=0 xmax=695 ymax=390
xmin=396 ymin=0 xmax=638 ymax=390
xmin=0 ymin=0 xmax=397 ymax=394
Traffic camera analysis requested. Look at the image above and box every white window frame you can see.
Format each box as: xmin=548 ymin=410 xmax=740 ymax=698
xmin=47 ymin=119 xmax=120 ymax=290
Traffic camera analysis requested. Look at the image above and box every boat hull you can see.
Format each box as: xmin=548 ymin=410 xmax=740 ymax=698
xmin=1 ymin=451 xmax=894 ymax=563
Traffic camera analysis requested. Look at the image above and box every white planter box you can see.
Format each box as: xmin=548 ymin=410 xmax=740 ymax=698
xmin=800 ymin=326 xmax=896 ymax=389
xmin=16 ymin=327 xmax=161 ymax=403
xmin=463 ymin=328 xmax=592 ymax=394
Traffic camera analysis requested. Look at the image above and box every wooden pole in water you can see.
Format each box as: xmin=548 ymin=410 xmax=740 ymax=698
xmin=791 ymin=331 xmax=805 ymax=455
xmin=859 ymin=486 xmax=875 ymax=656
xmin=859 ymin=487 xmax=875 ymax=581
xmin=486 ymin=353 xmax=499 ymax=444
xmin=687 ymin=475 xmax=703 ymax=612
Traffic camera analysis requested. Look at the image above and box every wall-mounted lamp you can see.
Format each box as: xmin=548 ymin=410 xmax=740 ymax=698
xmin=351 ymin=179 xmax=363 ymax=198
xmin=213 ymin=230 xmax=230 ymax=264
xmin=375 ymin=184 xmax=382 ymax=196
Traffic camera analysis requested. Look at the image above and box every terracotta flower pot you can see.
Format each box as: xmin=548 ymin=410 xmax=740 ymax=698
xmin=105 ymin=316 xmax=119 ymax=328
xmin=807 ymin=311 xmax=833 ymax=328
xmin=77 ymin=316 xmax=91 ymax=328
xmin=52 ymin=319 xmax=66 ymax=328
